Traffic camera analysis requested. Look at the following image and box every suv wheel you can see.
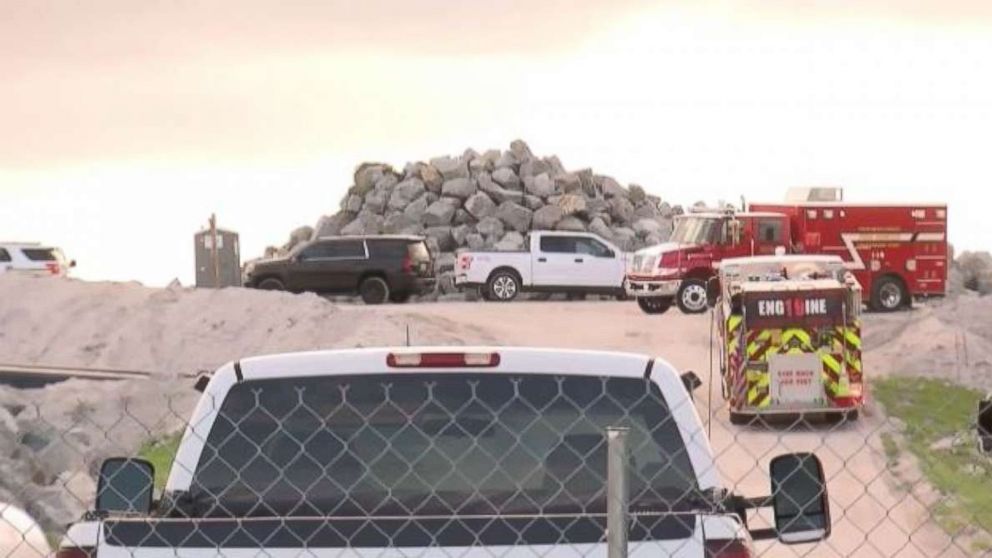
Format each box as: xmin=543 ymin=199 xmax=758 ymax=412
xmin=359 ymin=277 xmax=390 ymax=305
xmin=258 ymin=278 xmax=285 ymax=291
xmin=389 ymin=292 xmax=412 ymax=303
xmin=677 ymin=279 xmax=708 ymax=314
xmin=487 ymin=271 xmax=520 ymax=302
xmin=636 ymin=297 xmax=672 ymax=315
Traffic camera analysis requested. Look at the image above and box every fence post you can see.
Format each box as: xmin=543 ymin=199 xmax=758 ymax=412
xmin=607 ymin=426 xmax=629 ymax=558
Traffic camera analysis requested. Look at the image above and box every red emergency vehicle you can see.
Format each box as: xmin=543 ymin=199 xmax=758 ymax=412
xmin=626 ymin=188 xmax=948 ymax=314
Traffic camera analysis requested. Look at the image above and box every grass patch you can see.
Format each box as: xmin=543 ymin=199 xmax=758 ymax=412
xmin=874 ymin=377 xmax=991 ymax=536
xmin=138 ymin=431 xmax=183 ymax=490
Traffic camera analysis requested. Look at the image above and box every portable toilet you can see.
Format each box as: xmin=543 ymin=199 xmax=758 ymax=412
xmin=194 ymin=216 xmax=241 ymax=288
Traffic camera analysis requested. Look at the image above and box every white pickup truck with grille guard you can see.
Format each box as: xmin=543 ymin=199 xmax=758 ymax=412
xmin=57 ymin=347 xmax=832 ymax=558
xmin=455 ymin=231 xmax=629 ymax=301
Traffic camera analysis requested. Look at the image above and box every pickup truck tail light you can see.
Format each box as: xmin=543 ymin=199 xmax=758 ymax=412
xmin=402 ymin=255 xmax=413 ymax=273
xmin=458 ymin=254 xmax=473 ymax=271
xmin=704 ymin=539 xmax=753 ymax=557
xmin=56 ymin=547 xmax=95 ymax=558
xmin=387 ymin=352 xmax=501 ymax=368
xmin=45 ymin=262 xmax=61 ymax=275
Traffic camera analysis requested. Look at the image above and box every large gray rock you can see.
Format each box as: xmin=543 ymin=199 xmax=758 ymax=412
xmin=341 ymin=211 xmax=384 ymax=235
xmin=555 ymin=172 xmax=582 ymax=193
xmin=465 ymin=191 xmax=497 ymax=220
xmin=284 ymin=226 xmax=314 ymax=250
xmin=495 ymin=151 xmax=517 ymax=169
xmin=425 ymin=226 xmax=456 ymax=252
xmin=364 ymin=190 xmax=388 ymax=214
xmin=496 ymin=201 xmax=533 ymax=233
xmin=388 ymin=178 xmax=426 ymax=210
xmin=383 ymin=212 xmax=420 ymax=234
xmin=634 ymin=201 xmax=661 ymax=220
xmin=612 ymin=227 xmax=637 ymax=250
xmin=958 ymin=252 xmax=992 ymax=294
xmin=492 ymin=167 xmax=522 ymax=190
xmin=609 ymin=197 xmax=635 ymax=224
xmin=510 ymin=139 xmax=533 ymax=161
xmin=374 ymin=173 xmax=400 ymax=193
xmin=404 ymin=195 xmax=430 ymax=222
xmin=313 ymin=213 xmax=351 ymax=238
xmin=451 ymin=224 xmax=471 ymax=245
xmin=477 ymin=216 xmax=505 ymax=239
xmin=354 ymin=163 xmax=390 ymax=195
xmin=453 ymin=209 xmax=475 ymax=226
xmin=430 ymin=156 xmax=469 ymax=180
xmin=466 ymin=233 xmax=486 ymax=250
xmin=479 ymin=173 xmax=525 ymax=204
xmin=495 ymin=231 xmax=526 ymax=251
xmin=520 ymin=158 xmax=551 ymax=178
xmin=628 ymin=184 xmax=648 ymax=205
xmin=469 ymin=156 xmax=492 ymax=175
xmin=589 ymin=217 xmax=613 ymax=240
xmin=556 ymin=216 xmax=586 ymax=232
xmin=345 ymin=194 xmax=364 ymax=213
xmin=442 ymin=177 xmax=477 ymax=199
xmin=523 ymin=195 xmax=544 ymax=210
xmin=659 ymin=202 xmax=675 ymax=218
xmin=435 ymin=252 xmax=457 ymax=274
xmin=524 ymin=173 xmax=556 ymax=198
xmin=420 ymin=165 xmax=444 ymax=193
xmin=423 ymin=200 xmax=457 ymax=226
xmin=598 ymin=176 xmax=628 ymax=199
xmin=633 ymin=218 xmax=663 ymax=238
xmin=556 ymin=194 xmax=587 ymax=216
xmin=532 ymin=205 xmax=564 ymax=229
xmin=577 ymin=169 xmax=596 ymax=197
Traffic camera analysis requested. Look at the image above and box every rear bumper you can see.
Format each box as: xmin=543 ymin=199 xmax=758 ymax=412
xmin=626 ymin=278 xmax=680 ymax=298
xmin=411 ymin=277 xmax=437 ymax=294
xmin=454 ymin=273 xmax=482 ymax=288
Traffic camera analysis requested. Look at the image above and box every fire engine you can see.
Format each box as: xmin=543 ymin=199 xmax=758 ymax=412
xmin=713 ymin=254 xmax=864 ymax=424
xmin=626 ymin=187 xmax=948 ymax=315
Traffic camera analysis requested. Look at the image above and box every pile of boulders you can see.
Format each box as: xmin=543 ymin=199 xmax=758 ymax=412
xmin=953 ymin=251 xmax=992 ymax=296
xmin=274 ymin=140 xmax=681 ymax=296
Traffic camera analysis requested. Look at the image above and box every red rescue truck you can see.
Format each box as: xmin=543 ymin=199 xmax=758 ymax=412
xmin=626 ymin=187 xmax=948 ymax=315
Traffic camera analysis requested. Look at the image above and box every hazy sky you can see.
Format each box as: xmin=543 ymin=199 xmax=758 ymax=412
xmin=2 ymin=1 xmax=990 ymax=285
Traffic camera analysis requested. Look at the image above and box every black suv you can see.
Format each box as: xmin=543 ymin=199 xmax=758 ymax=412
xmin=244 ymin=236 xmax=436 ymax=304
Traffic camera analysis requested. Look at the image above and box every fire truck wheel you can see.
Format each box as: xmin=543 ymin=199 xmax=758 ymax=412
xmin=871 ymin=276 xmax=907 ymax=312
xmin=637 ymin=297 xmax=672 ymax=315
xmin=676 ymin=279 xmax=709 ymax=314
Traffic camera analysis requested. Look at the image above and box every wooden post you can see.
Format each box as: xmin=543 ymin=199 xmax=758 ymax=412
xmin=209 ymin=213 xmax=220 ymax=288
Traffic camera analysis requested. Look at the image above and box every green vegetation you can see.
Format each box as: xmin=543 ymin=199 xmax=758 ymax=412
xmin=138 ymin=431 xmax=183 ymax=490
xmin=875 ymin=377 xmax=992 ymax=538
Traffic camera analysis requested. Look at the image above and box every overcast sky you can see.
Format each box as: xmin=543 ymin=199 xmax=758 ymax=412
xmin=2 ymin=1 xmax=990 ymax=285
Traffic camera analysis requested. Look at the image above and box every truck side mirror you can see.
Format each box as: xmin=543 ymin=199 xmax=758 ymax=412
xmin=680 ymin=371 xmax=702 ymax=398
xmin=770 ymin=453 xmax=830 ymax=544
xmin=96 ymin=458 xmax=155 ymax=515
xmin=979 ymin=398 xmax=992 ymax=454
xmin=706 ymin=277 xmax=721 ymax=308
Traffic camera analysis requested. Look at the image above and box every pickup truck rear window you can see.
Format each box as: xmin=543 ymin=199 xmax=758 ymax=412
xmin=188 ymin=373 xmax=699 ymax=519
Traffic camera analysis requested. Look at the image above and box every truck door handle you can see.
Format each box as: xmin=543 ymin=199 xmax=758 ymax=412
xmin=537 ymin=257 xmax=547 ymax=263
xmin=575 ymin=258 xmax=584 ymax=263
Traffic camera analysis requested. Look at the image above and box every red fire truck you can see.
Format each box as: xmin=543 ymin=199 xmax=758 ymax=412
xmin=626 ymin=188 xmax=948 ymax=315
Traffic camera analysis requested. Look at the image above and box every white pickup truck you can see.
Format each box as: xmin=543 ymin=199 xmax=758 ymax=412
xmin=455 ymin=231 xmax=629 ymax=301
xmin=57 ymin=347 xmax=832 ymax=558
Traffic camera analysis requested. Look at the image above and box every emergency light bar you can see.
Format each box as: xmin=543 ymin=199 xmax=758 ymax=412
xmin=386 ymin=352 xmax=501 ymax=368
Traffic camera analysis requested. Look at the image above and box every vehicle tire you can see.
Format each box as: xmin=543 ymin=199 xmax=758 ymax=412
xmin=359 ymin=276 xmax=390 ymax=305
xmin=676 ymin=279 xmax=709 ymax=314
xmin=487 ymin=270 xmax=520 ymax=302
xmin=389 ymin=292 xmax=411 ymax=303
xmin=258 ymin=278 xmax=285 ymax=291
xmin=826 ymin=410 xmax=859 ymax=424
xmin=566 ymin=292 xmax=587 ymax=301
xmin=636 ymin=297 xmax=672 ymax=315
xmin=871 ymin=276 xmax=907 ymax=312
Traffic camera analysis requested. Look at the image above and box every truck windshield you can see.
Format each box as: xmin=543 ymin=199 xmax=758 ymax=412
xmin=670 ymin=217 xmax=721 ymax=245
xmin=188 ymin=373 xmax=701 ymax=518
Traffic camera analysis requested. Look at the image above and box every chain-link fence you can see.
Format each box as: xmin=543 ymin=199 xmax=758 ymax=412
xmin=1 ymin=351 xmax=990 ymax=558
